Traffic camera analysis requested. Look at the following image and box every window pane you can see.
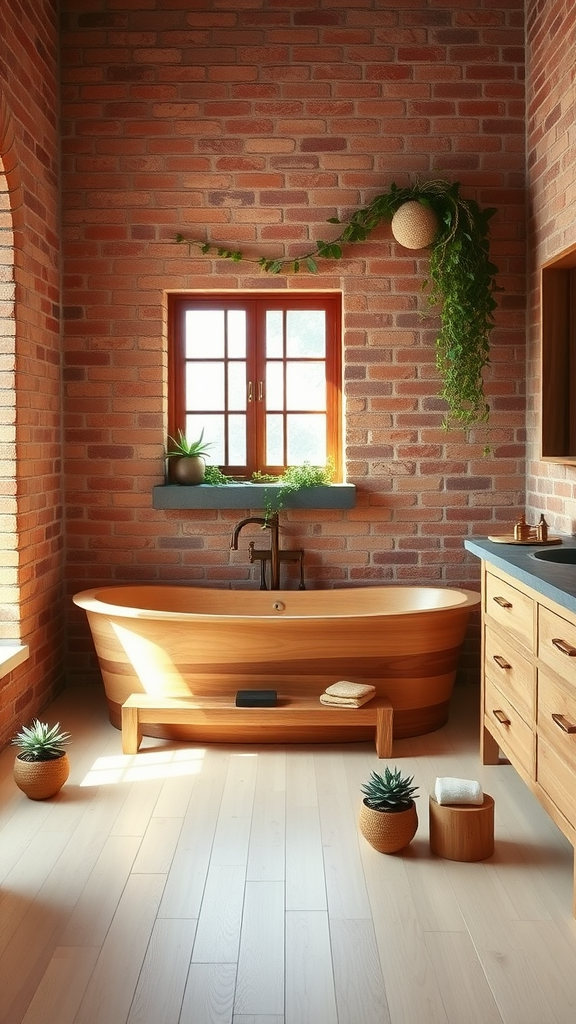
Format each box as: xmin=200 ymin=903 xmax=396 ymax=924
xmin=186 ymin=362 xmax=225 ymax=410
xmin=287 ymin=414 xmax=326 ymax=464
xmin=286 ymin=310 xmax=325 ymax=357
xmin=185 ymin=310 xmax=225 ymax=358
xmin=286 ymin=362 xmax=325 ymax=410
xmin=227 ymin=310 xmax=246 ymax=358
xmin=265 ymin=310 xmax=283 ymax=357
xmin=266 ymin=414 xmax=284 ymax=465
xmin=266 ymin=362 xmax=284 ymax=410
xmin=185 ymin=414 xmax=224 ymax=462
xmin=228 ymin=414 xmax=246 ymax=465
xmin=228 ymin=362 xmax=247 ymax=410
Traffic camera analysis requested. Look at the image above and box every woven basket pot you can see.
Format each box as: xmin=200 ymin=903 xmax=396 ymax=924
xmin=359 ymin=799 xmax=418 ymax=853
xmin=13 ymin=753 xmax=70 ymax=800
xmin=391 ymin=200 xmax=439 ymax=250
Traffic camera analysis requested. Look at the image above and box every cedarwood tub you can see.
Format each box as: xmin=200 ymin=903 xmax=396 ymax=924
xmin=73 ymin=585 xmax=480 ymax=745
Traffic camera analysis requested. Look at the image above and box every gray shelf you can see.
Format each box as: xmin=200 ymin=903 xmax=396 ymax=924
xmin=153 ymin=483 xmax=356 ymax=511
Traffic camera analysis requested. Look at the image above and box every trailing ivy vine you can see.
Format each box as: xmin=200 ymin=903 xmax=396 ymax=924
xmin=176 ymin=178 xmax=499 ymax=431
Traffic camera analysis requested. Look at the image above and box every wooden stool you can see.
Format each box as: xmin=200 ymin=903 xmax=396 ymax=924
xmin=429 ymin=794 xmax=494 ymax=862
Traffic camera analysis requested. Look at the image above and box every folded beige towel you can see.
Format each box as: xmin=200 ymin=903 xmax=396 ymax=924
xmin=325 ymin=681 xmax=376 ymax=700
xmin=320 ymin=692 xmax=376 ymax=708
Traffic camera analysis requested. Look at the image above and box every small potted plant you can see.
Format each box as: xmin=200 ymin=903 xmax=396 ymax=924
xmin=359 ymin=766 xmax=419 ymax=853
xmin=12 ymin=719 xmax=71 ymax=800
xmin=166 ymin=428 xmax=213 ymax=485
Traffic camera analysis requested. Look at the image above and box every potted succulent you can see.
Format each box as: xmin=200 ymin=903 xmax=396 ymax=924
xmin=12 ymin=719 xmax=71 ymax=800
xmin=359 ymin=766 xmax=419 ymax=853
xmin=166 ymin=428 xmax=213 ymax=485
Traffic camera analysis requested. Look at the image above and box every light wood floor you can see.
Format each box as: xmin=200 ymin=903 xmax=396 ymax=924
xmin=1 ymin=684 xmax=576 ymax=1024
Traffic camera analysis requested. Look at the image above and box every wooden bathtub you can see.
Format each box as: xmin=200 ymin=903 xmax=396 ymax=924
xmin=73 ymin=585 xmax=480 ymax=745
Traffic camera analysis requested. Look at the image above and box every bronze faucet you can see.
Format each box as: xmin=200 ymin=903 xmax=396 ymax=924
xmin=230 ymin=513 xmax=304 ymax=590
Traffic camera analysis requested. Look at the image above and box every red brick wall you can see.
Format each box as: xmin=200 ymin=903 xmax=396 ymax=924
xmin=0 ymin=0 xmax=64 ymax=745
xmin=60 ymin=1 xmax=527 ymax=684
xmin=526 ymin=0 xmax=576 ymax=529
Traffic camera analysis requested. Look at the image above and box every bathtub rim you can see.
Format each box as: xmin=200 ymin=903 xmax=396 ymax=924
xmin=73 ymin=584 xmax=480 ymax=622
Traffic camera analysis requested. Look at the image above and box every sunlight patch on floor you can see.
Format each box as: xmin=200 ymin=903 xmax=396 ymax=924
xmin=80 ymin=746 xmax=207 ymax=786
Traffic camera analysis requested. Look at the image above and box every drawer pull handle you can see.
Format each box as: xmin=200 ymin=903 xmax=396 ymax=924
xmin=493 ymin=709 xmax=511 ymax=725
xmin=551 ymin=638 xmax=576 ymax=657
xmin=493 ymin=655 xmax=511 ymax=670
xmin=493 ymin=596 xmax=512 ymax=609
xmin=551 ymin=713 xmax=576 ymax=734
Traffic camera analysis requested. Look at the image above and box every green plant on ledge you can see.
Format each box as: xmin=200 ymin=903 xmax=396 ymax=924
xmin=203 ymin=464 xmax=233 ymax=485
xmin=166 ymin=428 xmax=213 ymax=459
xmin=257 ymin=459 xmax=335 ymax=523
xmin=176 ymin=178 xmax=499 ymax=433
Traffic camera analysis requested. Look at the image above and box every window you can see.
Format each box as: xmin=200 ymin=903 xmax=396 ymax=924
xmin=168 ymin=292 xmax=342 ymax=477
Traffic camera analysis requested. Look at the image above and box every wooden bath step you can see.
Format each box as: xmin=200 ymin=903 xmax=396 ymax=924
xmin=120 ymin=693 xmax=394 ymax=758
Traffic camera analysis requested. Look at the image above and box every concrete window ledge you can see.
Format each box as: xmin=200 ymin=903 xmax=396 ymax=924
xmin=152 ymin=483 xmax=356 ymax=511
xmin=0 ymin=644 xmax=29 ymax=680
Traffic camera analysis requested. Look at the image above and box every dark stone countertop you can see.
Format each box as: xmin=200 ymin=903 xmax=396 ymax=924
xmin=465 ymin=536 xmax=576 ymax=617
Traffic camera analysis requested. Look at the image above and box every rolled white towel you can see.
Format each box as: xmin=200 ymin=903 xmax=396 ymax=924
xmin=434 ymin=776 xmax=483 ymax=806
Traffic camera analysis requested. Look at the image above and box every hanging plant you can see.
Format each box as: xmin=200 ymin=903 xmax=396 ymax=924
xmin=175 ymin=178 xmax=499 ymax=431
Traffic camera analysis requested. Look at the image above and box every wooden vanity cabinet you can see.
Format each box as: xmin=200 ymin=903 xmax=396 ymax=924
xmin=480 ymin=562 xmax=576 ymax=915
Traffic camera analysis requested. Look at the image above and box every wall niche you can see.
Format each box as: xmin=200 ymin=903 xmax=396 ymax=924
xmin=541 ymin=242 xmax=576 ymax=462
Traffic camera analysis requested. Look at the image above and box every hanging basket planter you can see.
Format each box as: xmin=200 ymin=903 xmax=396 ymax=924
xmin=176 ymin=177 xmax=499 ymax=431
xmin=391 ymin=200 xmax=439 ymax=249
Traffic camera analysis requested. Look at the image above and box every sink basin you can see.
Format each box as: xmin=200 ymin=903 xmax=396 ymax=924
xmin=531 ymin=547 xmax=576 ymax=565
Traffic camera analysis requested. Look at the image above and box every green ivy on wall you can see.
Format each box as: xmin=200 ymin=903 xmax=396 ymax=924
xmin=176 ymin=178 xmax=499 ymax=433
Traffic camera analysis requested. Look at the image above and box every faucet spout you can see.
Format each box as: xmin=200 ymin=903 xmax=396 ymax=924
xmin=230 ymin=516 xmax=267 ymax=550
xmin=230 ymin=513 xmax=281 ymax=589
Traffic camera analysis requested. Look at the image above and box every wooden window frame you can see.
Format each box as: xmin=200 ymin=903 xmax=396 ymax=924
xmin=168 ymin=292 xmax=342 ymax=479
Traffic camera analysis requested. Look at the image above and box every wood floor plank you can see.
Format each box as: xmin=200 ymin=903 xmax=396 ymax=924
xmin=234 ymin=881 xmax=284 ymax=1016
xmin=19 ymin=947 xmax=100 ymax=1024
xmin=329 ymin=918 xmax=391 ymax=1024
xmin=191 ymin=864 xmax=246 ymax=964
xmin=0 ymin=831 xmax=71 ymax=955
xmin=285 ymin=749 xmax=325 ymax=912
xmin=423 ymin=931 xmax=503 ymax=1024
xmin=126 ymin=918 xmax=197 ymax=1024
xmin=447 ymin=862 xmax=560 ymax=1024
xmin=360 ymin=847 xmax=450 ymax=1024
xmin=285 ymin=911 xmax=337 ymax=1024
xmin=158 ymin=756 xmax=225 ymax=919
xmin=73 ymin=873 xmax=166 ymax=1024
xmin=109 ymin=776 xmax=164 ymax=837
xmin=512 ymin=919 xmax=576 ymax=1021
xmin=233 ymin=1017 xmax=284 ymax=1024
xmin=246 ymin=751 xmax=285 ymax=882
xmin=314 ymin=750 xmax=373 ymax=920
xmin=180 ymin=963 xmax=237 ymax=1024
xmin=285 ymin=805 xmax=326 ymax=912
xmin=209 ymin=751 xmax=257 ymax=867
xmin=131 ymin=815 xmax=183 ymax=874
xmin=58 ymin=835 xmax=141 ymax=947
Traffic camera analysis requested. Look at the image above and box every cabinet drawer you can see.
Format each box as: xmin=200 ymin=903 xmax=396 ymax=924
xmin=484 ymin=626 xmax=534 ymax=723
xmin=538 ymin=605 xmax=576 ymax=684
xmin=537 ymin=670 xmax=576 ymax=775
xmin=537 ymin=739 xmax=576 ymax=831
xmin=485 ymin=572 xmax=533 ymax=651
xmin=484 ymin=675 xmax=534 ymax=777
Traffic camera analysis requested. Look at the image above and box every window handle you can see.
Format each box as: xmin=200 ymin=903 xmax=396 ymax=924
xmin=248 ymin=381 xmax=253 ymax=402
xmin=258 ymin=381 xmax=263 ymax=402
